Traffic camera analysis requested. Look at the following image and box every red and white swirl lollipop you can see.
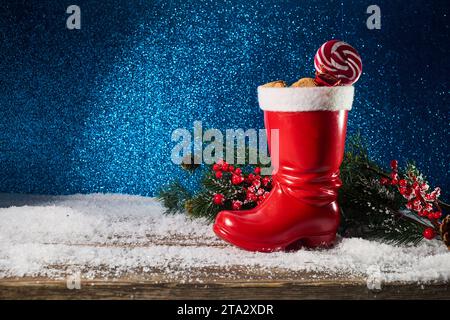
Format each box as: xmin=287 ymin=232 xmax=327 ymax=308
xmin=314 ymin=40 xmax=362 ymax=86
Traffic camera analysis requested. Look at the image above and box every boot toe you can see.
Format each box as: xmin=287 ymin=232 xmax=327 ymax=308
xmin=213 ymin=210 xmax=276 ymax=252
xmin=213 ymin=210 xmax=252 ymax=247
xmin=215 ymin=210 xmax=236 ymax=227
xmin=213 ymin=210 xmax=238 ymax=237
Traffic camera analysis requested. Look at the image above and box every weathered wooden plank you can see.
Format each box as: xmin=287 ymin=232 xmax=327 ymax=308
xmin=0 ymin=277 xmax=449 ymax=300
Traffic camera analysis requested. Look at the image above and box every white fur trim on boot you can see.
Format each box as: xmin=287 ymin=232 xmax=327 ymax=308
xmin=258 ymin=86 xmax=354 ymax=112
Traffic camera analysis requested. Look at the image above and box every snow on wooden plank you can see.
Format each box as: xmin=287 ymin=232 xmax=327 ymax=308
xmin=0 ymin=193 xmax=449 ymax=299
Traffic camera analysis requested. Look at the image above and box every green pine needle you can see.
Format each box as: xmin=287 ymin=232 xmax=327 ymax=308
xmin=156 ymin=181 xmax=191 ymax=215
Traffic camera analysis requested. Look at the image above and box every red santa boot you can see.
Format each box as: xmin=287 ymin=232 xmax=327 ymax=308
xmin=213 ymin=86 xmax=355 ymax=252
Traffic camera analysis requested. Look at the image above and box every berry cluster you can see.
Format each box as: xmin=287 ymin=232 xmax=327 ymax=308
xmin=211 ymin=159 xmax=272 ymax=211
xmin=381 ymin=160 xmax=443 ymax=240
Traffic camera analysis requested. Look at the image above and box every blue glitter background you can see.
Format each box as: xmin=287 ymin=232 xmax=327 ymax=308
xmin=0 ymin=0 xmax=448 ymax=197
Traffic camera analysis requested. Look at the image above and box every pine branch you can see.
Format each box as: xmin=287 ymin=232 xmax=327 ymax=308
xmin=364 ymin=211 xmax=426 ymax=246
xmin=203 ymin=172 xmax=246 ymax=200
xmin=189 ymin=192 xmax=220 ymax=221
xmin=338 ymin=133 xmax=429 ymax=245
xmin=156 ymin=181 xmax=191 ymax=214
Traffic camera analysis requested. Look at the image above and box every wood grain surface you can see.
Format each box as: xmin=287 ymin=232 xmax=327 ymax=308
xmin=0 ymin=277 xmax=449 ymax=300
xmin=1 ymin=267 xmax=449 ymax=300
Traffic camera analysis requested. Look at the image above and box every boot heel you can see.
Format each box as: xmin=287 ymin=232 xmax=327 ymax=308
xmin=303 ymin=233 xmax=336 ymax=248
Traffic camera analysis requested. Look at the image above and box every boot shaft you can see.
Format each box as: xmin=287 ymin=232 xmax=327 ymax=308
xmin=258 ymin=86 xmax=354 ymax=203
xmin=264 ymin=110 xmax=348 ymax=174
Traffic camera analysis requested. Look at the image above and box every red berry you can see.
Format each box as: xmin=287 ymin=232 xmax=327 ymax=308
xmin=247 ymin=173 xmax=255 ymax=181
xmin=418 ymin=210 xmax=428 ymax=217
xmin=412 ymin=198 xmax=422 ymax=211
xmin=252 ymin=179 xmax=261 ymax=188
xmin=213 ymin=164 xmax=221 ymax=171
xmin=399 ymin=187 xmax=410 ymax=198
xmin=262 ymin=176 xmax=271 ymax=187
xmin=427 ymin=212 xmax=435 ymax=220
xmin=380 ymin=177 xmax=390 ymax=185
xmin=231 ymin=200 xmax=242 ymax=210
xmin=257 ymin=192 xmax=270 ymax=204
xmin=433 ymin=211 xmax=442 ymax=220
xmin=254 ymin=167 xmax=261 ymax=175
xmin=423 ymin=228 xmax=436 ymax=240
xmin=390 ymin=160 xmax=398 ymax=170
xmin=234 ymin=168 xmax=242 ymax=175
xmin=400 ymin=187 xmax=413 ymax=198
xmin=231 ymin=174 xmax=243 ymax=185
xmin=398 ymin=179 xmax=407 ymax=187
xmin=222 ymin=162 xmax=229 ymax=171
xmin=213 ymin=193 xmax=225 ymax=205
xmin=215 ymin=171 xmax=223 ymax=179
xmin=246 ymin=192 xmax=257 ymax=202
xmin=228 ymin=165 xmax=234 ymax=172
xmin=406 ymin=201 xmax=413 ymax=210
